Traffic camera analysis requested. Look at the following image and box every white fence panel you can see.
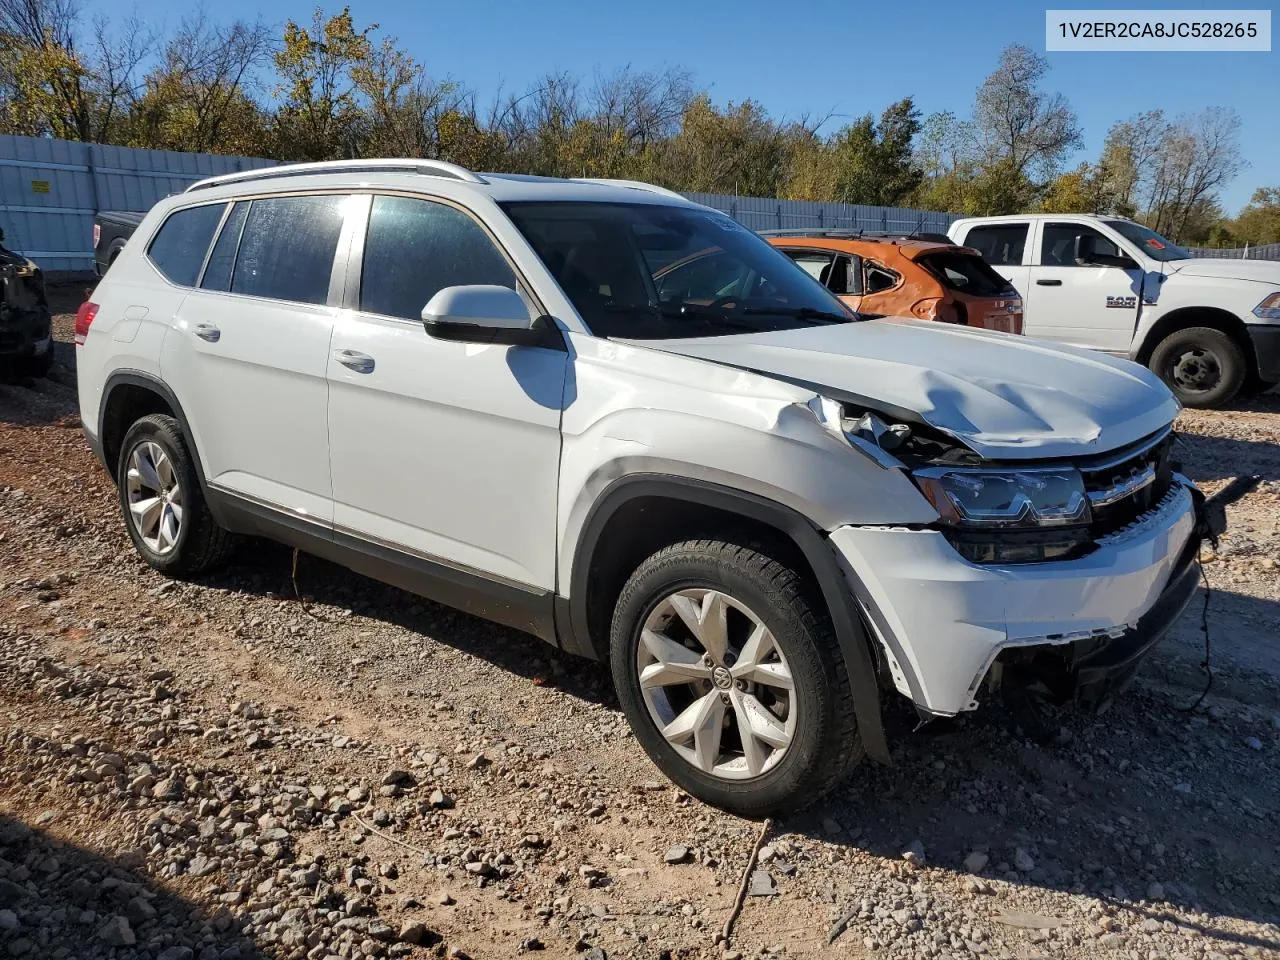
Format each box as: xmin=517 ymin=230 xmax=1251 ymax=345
xmin=0 ymin=135 xmax=274 ymax=271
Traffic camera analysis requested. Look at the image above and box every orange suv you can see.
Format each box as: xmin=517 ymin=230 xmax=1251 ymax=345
xmin=765 ymin=230 xmax=1024 ymax=334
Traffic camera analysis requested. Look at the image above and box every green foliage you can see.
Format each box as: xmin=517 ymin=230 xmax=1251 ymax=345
xmin=0 ymin=12 xmax=1263 ymax=240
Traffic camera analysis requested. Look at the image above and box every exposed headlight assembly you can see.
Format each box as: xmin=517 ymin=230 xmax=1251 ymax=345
xmin=1253 ymin=292 xmax=1280 ymax=321
xmin=913 ymin=467 xmax=1091 ymax=528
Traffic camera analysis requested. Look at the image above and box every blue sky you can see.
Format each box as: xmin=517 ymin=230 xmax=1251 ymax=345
xmin=94 ymin=0 xmax=1278 ymax=213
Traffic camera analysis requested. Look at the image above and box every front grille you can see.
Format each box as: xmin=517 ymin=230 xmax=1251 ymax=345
xmin=1080 ymin=428 xmax=1176 ymax=537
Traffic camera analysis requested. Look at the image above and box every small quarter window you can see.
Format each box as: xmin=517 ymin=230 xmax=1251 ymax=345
xmin=865 ymin=263 xmax=900 ymax=295
xmin=146 ymin=203 xmax=225 ymax=286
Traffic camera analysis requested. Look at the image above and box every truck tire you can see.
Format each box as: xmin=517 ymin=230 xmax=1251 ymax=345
xmin=1149 ymin=326 xmax=1246 ymax=408
xmin=610 ymin=539 xmax=863 ymax=817
xmin=116 ymin=414 xmax=236 ymax=577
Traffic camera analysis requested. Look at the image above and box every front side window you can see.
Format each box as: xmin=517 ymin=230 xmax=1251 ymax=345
xmin=502 ymin=202 xmax=856 ymax=339
xmin=1041 ymin=223 xmax=1120 ymax=267
xmin=360 ymin=196 xmax=518 ymax=321
xmin=964 ymin=224 xmax=1027 ymax=266
xmin=231 ymin=195 xmax=346 ymax=305
xmin=147 ymin=203 xmax=225 ymax=286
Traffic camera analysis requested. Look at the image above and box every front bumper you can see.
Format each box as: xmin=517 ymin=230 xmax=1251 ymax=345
xmin=830 ymin=482 xmax=1201 ymax=716
xmin=0 ymin=309 xmax=52 ymax=359
xmin=1247 ymin=323 xmax=1280 ymax=383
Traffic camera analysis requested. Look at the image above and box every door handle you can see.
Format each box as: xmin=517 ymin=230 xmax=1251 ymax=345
xmin=193 ymin=323 xmax=221 ymax=342
xmin=1036 ymin=279 xmax=1063 ymax=286
xmin=334 ymin=349 xmax=375 ymax=374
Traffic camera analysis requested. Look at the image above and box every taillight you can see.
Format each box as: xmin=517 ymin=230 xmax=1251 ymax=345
xmin=92 ymin=223 xmax=101 ymax=248
xmin=74 ymin=301 xmax=99 ymax=346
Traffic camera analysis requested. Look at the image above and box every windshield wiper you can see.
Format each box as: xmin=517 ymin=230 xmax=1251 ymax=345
xmin=741 ymin=305 xmax=859 ymax=323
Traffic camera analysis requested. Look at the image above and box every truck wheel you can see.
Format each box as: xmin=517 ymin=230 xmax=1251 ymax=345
xmin=1149 ymin=327 xmax=1245 ymax=408
xmin=116 ymin=414 xmax=236 ymax=577
xmin=610 ymin=539 xmax=862 ymax=817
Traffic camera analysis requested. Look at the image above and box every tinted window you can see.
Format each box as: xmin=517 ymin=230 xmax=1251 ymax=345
xmin=1041 ymin=223 xmax=1120 ymax=267
xmin=147 ymin=203 xmax=225 ymax=286
xmin=503 ymin=201 xmax=856 ymax=339
xmin=785 ymin=251 xmax=835 ymax=282
xmin=918 ymin=252 xmax=1016 ymax=297
xmin=964 ymin=224 xmax=1027 ymax=266
xmin=201 ymin=201 xmax=249 ymax=292
xmin=232 ymin=195 xmax=346 ymax=305
xmin=360 ymin=196 xmax=517 ymax=320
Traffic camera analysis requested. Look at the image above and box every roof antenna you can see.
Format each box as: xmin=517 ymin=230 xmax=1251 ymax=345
xmin=906 ymin=213 xmax=926 ymax=240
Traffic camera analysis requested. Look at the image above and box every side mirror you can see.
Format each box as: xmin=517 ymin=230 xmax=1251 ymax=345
xmin=421 ymin=285 xmax=559 ymax=348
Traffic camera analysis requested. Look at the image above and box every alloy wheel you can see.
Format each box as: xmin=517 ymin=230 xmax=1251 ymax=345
xmin=125 ymin=440 xmax=183 ymax=555
xmin=636 ymin=588 xmax=796 ymax=780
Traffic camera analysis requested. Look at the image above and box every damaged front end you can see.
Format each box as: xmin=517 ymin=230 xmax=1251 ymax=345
xmin=812 ymin=392 xmax=1228 ymax=720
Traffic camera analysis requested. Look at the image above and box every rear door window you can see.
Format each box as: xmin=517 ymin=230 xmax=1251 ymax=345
xmin=147 ymin=203 xmax=225 ymax=286
xmin=231 ymin=195 xmax=347 ymax=305
xmin=963 ymin=224 xmax=1028 ymax=266
xmin=360 ymin=196 xmax=518 ymax=321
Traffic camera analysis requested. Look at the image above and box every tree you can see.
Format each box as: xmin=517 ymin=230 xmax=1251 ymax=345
xmin=973 ymin=44 xmax=1081 ymax=180
xmin=1229 ymin=187 xmax=1280 ymax=245
xmin=829 ymin=97 xmax=923 ymax=206
xmin=1042 ymin=163 xmax=1112 ymax=213
xmin=1145 ymin=109 xmax=1245 ymax=241
xmin=272 ymin=7 xmax=374 ymax=161
xmin=1098 ymin=110 xmax=1169 ymax=217
xmin=0 ymin=0 xmax=150 ymax=141
xmin=129 ymin=15 xmax=272 ymax=155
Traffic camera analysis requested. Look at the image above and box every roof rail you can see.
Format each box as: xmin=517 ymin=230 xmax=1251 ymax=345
xmin=185 ymin=158 xmax=486 ymax=193
xmin=571 ymin=178 xmax=687 ymax=201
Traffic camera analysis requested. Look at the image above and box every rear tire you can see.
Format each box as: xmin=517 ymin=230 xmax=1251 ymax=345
xmin=609 ymin=539 xmax=862 ymax=817
xmin=1149 ymin=327 xmax=1245 ymax=408
xmin=117 ymin=414 xmax=236 ymax=577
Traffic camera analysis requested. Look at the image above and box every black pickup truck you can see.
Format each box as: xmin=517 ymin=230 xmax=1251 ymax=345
xmin=93 ymin=210 xmax=145 ymax=276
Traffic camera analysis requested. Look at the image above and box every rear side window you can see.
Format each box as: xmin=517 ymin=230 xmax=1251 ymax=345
xmin=918 ymin=252 xmax=1015 ymax=297
xmin=360 ymin=196 xmax=518 ymax=321
xmin=201 ymin=201 xmax=249 ymax=292
xmin=964 ymin=224 xmax=1027 ymax=266
xmin=232 ymin=195 xmax=346 ymax=305
xmin=146 ymin=204 xmax=225 ymax=286
xmin=864 ymin=263 xmax=900 ymax=295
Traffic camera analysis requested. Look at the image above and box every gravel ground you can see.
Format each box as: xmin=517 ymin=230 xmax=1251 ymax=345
xmin=1 ymin=298 xmax=1278 ymax=960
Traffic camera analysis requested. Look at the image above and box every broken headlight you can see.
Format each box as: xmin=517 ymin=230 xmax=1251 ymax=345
xmin=912 ymin=467 xmax=1091 ymax=528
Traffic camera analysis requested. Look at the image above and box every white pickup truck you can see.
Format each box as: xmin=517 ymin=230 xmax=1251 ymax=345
xmin=948 ymin=214 xmax=1280 ymax=407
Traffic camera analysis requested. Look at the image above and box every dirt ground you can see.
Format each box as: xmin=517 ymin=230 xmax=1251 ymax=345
xmin=1 ymin=291 xmax=1278 ymax=960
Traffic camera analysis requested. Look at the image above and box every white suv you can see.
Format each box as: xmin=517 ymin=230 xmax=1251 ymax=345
xmin=78 ymin=160 xmax=1216 ymax=815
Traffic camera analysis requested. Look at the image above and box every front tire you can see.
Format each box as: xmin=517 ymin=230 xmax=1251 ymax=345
xmin=1149 ymin=327 xmax=1246 ymax=408
xmin=610 ymin=539 xmax=862 ymax=817
xmin=117 ymin=414 xmax=235 ymax=577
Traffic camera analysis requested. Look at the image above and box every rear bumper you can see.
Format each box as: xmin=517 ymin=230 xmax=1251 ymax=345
xmin=1247 ymin=323 xmax=1280 ymax=382
xmin=830 ymin=482 xmax=1200 ymax=716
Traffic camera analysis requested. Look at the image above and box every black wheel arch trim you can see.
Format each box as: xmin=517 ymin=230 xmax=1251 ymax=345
xmin=1247 ymin=323 xmax=1280 ymax=383
xmin=563 ymin=473 xmax=890 ymax=764
xmin=97 ymin=370 xmax=227 ymax=523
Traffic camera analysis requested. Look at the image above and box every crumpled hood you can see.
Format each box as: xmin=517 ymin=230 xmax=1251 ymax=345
xmin=626 ymin=319 xmax=1180 ymax=460
xmin=1166 ymin=258 xmax=1280 ymax=285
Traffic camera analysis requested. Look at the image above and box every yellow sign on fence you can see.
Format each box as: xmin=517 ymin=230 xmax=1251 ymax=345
xmin=31 ymin=180 xmax=50 ymax=194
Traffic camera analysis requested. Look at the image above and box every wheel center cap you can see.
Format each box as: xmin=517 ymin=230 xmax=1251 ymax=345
xmin=711 ymin=666 xmax=733 ymax=690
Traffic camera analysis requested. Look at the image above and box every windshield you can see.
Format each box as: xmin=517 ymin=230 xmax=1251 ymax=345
xmin=501 ymin=201 xmax=858 ymax=339
xmin=1103 ymin=220 xmax=1192 ymax=262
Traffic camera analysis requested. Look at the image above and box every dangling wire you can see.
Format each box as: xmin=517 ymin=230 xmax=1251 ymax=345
xmin=1177 ymin=560 xmax=1213 ymax=713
